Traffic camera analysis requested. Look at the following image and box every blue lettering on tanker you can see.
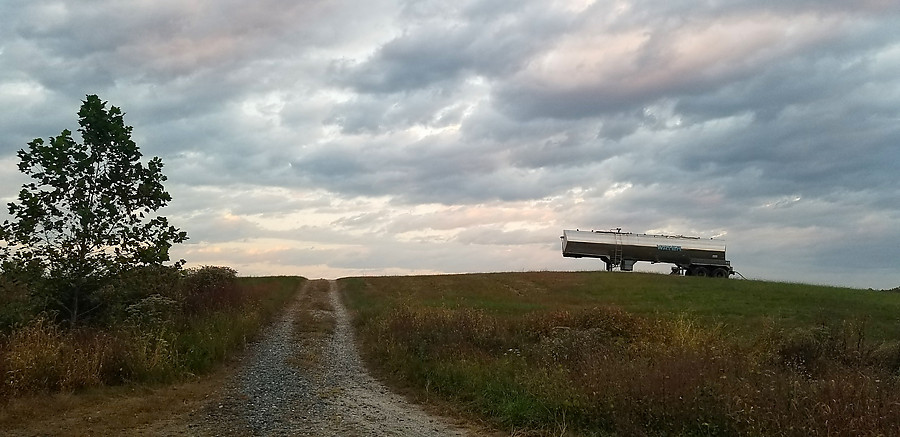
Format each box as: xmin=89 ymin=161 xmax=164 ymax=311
xmin=657 ymin=245 xmax=682 ymax=252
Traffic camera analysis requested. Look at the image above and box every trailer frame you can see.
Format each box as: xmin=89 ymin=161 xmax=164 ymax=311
xmin=561 ymin=228 xmax=734 ymax=277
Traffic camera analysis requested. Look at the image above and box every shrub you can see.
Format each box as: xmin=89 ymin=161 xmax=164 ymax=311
xmin=181 ymin=266 xmax=241 ymax=313
xmin=773 ymin=318 xmax=881 ymax=377
xmin=0 ymin=265 xmax=41 ymax=332
xmin=113 ymin=264 xmax=184 ymax=303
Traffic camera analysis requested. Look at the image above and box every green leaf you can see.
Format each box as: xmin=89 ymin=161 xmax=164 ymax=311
xmin=3 ymin=94 xmax=189 ymax=327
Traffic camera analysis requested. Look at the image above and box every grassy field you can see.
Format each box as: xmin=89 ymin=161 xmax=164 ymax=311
xmin=341 ymin=272 xmax=900 ymax=436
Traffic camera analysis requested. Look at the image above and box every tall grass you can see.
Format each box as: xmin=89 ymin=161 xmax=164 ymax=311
xmin=342 ymin=273 xmax=900 ymax=436
xmin=0 ymin=272 xmax=303 ymax=397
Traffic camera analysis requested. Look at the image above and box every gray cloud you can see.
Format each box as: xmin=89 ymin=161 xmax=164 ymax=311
xmin=1 ymin=0 xmax=898 ymax=289
xmin=334 ymin=0 xmax=572 ymax=94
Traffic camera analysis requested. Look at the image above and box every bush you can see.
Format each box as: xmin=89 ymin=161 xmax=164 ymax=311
xmin=0 ymin=265 xmax=42 ymax=332
xmin=181 ymin=266 xmax=241 ymax=313
xmin=774 ymin=318 xmax=881 ymax=377
xmin=99 ymin=265 xmax=183 ymax=326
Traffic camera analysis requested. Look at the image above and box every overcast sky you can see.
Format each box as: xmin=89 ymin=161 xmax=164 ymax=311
xmin=2 ymin=0 xmax=898 ymax=289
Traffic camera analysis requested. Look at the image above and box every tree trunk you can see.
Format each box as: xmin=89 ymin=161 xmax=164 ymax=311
xmin=70 ymin=286 xmax=79 ymax=328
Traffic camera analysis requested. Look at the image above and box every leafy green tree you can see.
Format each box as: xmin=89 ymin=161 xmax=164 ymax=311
xmin=0 ymin=95 xmax=188 ymax=326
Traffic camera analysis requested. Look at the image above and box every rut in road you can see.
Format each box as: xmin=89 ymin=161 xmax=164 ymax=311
xmin=202 ymin=279 xmax=469 ymax=436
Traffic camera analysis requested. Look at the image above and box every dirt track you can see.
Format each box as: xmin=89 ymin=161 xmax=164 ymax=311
xmin=195 ymin=279 xmax=471 ymax=436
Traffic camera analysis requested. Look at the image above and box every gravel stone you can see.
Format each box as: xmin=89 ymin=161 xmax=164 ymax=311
xmin=196 ymin=280 xmax=470 ymax=436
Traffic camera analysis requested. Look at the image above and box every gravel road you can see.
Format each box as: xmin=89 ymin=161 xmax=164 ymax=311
xmin=198 ymin=279 xmax=470 ymax=436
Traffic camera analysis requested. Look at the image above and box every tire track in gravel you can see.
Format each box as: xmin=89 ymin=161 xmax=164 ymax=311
xmin=199 ymin=279 xmax=470 ymax=436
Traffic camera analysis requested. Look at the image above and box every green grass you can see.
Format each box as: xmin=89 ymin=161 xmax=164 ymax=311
xmin=341 ymin=271 xmax=900 ymax=436
xmin=346 ymin=272 xmax=900 ymax=340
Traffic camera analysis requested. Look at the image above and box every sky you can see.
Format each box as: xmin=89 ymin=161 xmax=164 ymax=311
xmin=1 ymin=0 xmax=898 ymax=289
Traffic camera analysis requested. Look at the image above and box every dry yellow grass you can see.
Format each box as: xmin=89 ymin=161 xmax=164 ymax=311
xmin=0 ymin=366 xmax=231 ymax=436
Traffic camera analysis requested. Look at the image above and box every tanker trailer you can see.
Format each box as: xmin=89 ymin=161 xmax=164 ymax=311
xmin=561 ymin=229 xmax=734 ymax=277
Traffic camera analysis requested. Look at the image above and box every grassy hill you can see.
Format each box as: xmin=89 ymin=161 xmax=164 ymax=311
xmin=341 ymin=271 xmax=900 ymax=436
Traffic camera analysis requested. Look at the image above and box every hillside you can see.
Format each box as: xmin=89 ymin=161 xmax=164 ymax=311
xmin=341 ymin=271 xmax=900 ymax=436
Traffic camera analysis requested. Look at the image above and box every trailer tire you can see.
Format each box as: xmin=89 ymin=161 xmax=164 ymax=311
xmin=692 ymin=266 xmax=709 ymax=277
xmin=712 ymin=268 xmax=729 ymax=278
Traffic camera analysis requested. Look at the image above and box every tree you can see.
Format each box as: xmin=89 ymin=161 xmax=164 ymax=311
xmin=0 ymin=95 xmax=188 ymax=326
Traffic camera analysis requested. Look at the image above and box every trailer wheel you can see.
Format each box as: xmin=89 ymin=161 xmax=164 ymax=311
xmin=712 ymin=268 xmax=729 ymax=278
xmin=692 ymin=266 xmax=709 ymax=277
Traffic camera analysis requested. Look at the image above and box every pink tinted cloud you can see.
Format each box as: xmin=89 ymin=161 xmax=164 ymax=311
xmin=517 ymin=11 xmax=846 ymax=99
